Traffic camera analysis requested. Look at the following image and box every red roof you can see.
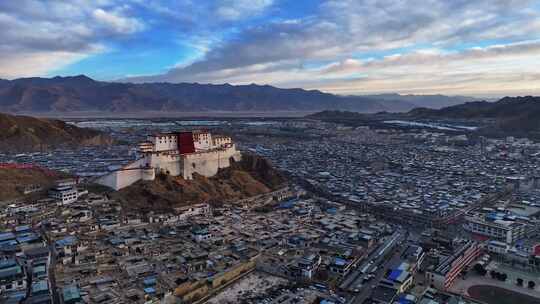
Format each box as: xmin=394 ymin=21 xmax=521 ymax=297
xmin=178 ymin=132 xmax=195 ymax=154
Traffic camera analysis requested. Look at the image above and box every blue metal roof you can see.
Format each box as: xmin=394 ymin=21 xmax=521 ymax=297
xmin=0 ymin=259 xmax=17 ymax=269
xmin=334 ymin=257 xmax=347 ymax=266
xmin=56 ymin=236 xmax=78 ymax=247
xmin=0 ymin=232 xmax=16 ymax=242
xmin=62 ymin=285 xmax=81 ymax=301
xmin=388 ymin=269 xmax=403 ymax=281
xmin=143 ymin=277 xmax=157 ymax=286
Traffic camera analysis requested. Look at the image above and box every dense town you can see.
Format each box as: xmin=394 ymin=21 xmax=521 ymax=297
xmin=1 ymin=118 xmax=540 ymax=304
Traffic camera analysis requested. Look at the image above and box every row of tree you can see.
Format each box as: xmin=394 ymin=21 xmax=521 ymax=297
xmin=473 ymin=263 xmax=536 ymax=289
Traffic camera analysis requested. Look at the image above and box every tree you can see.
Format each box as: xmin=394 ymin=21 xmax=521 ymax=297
xmin=528 ymin=281 xmax=536 ymax=289
xmin=517 ymin=278 xmax=524 ymax=286
xmin=473 ymin=264 xmax=487 ymax=276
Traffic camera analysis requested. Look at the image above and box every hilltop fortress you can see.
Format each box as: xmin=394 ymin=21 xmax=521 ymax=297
xmin=97 ymin=130 xmax=241 ymax=190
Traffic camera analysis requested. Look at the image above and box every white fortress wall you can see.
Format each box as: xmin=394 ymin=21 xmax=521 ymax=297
xmin=148 ymin=153 xmax=182 ymax=176
xmin=96 ymin=158 xmax=147 ymax=190
xmin=181 ymin=145 xmax=241 ymax=179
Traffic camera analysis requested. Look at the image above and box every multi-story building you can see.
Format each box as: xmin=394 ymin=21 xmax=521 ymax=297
xmin=464 ymin=213 xmax=529 ymax=244
xmin=425 ymin=240 xmax=482 ymax=290
xmin=48 ymin=179 xmax=83 ymax=205
xmin=486 ymin=240 xmax=509 ymax=254
xmin=0 ymin=259 xmax=27 ymax=294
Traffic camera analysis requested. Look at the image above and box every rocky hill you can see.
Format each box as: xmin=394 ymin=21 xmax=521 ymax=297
xmin=309 ymin=96 xmax=540 ymax=137
xmin=0 ymin=75 xmax=473 ymax=113
xmin=111 ymin=154 xmax=286 ymax=212
xmin=0 ymin=112 xmax=114 ymax=152
xmin=409 ymin=96 xmax=540 ymax=134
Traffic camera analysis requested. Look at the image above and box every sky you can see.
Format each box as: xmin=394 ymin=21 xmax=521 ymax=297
xmin=1 ymin=0 xmax=540 ymax=97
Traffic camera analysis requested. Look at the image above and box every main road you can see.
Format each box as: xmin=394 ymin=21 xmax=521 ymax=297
xmin=339 ymin=230 xmax=408 ymax=304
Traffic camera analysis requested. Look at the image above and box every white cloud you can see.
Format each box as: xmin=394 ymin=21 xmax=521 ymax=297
xmin=215 ymin=0 xmax=274 ymax=21
xmin=127 ymin=0 xmax=540 ymax=96
xmin=0 ymin=50 xmax=97 ymax=79
xmin=0 ymin=0 xmax=143 ymax=78
xmin=1 ymin=0 xmax=540 ymax=96
xmin=92 ymin=8 xmax=144 ymax=34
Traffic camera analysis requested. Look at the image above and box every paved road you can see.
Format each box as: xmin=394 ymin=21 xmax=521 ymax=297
xmin=41 ymin=228 xmax=60 ymax=304
xmin=351 ymin=233 xmax=407 ymax=304
xmin=338 ymin=230 xmax=407 ymax=304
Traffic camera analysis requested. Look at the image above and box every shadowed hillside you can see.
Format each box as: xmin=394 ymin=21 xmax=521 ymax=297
xmin=0 ymin=112 xmax=114 ymax=152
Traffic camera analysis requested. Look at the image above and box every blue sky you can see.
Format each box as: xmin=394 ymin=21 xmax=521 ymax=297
xmin=1 ymin=0 xmax=540 ymax=96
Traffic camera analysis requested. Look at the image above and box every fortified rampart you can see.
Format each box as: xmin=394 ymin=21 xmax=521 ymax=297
xmin=181 ymin=145 xmax=241 ymax=179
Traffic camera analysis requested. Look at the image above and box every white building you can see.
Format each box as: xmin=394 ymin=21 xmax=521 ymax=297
xmin=48 ymin=179 xmax=84 ymax=205
xmin=96 ymin=130 xmax=241 ymax=191
xmin=487 ymin=240 xmax=509 ymax=254
xmin=175 ymin=203 xmax=211 ymax=221
xmin=463 ymin=214 xmax=528 ymax=244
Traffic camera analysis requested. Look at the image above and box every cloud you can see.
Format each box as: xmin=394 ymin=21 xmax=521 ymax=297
xmin=126 ymin=0 xmax=540 ymax=96
xmin=0 ymin=51 xmax=96 ymax=79
xmin=92 ymin=8 xmax=144 ymax=34
xmin=215 ymin=0 xmax=274 ymax=21
xmin=1 ymin=0 xmax=540 ymax=96
xmin=0 ymin=0 xmax=144 ymax=78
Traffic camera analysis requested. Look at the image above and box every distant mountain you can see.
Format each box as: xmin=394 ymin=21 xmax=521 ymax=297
xmin=409 ymin=96 xmax=540 ymax=118
xmin=308 ymin=96 xmax=540 ymax=136
xmin=0 ymin=75 xmax=470 ymax=113
xmin=362 ymin=93 xmax=476 ymax=109
xmin=0 ymin=112 xmax=114 ymax=152
xmin=409 ymin=96 xmax=540 ymax=134
xmin=307 ymin=110 xmax=368 ymax=121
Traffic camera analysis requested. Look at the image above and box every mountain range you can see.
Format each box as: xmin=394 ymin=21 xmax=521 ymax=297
xmin=309 ymin=96 xmax=540 ymax=137
xmin=410 ymin=96 xmax=540 ymax=135
xmin=0 ymin=75 xmax=474 ymax=113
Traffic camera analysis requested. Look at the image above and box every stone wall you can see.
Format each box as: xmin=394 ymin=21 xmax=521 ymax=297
xmin=182 ymin=145 xmax=241 ymax=180
xmin=148 ymin=153 xmax=182 ymax=176
xmin=96 ymin=158 xmax=147 ymax=190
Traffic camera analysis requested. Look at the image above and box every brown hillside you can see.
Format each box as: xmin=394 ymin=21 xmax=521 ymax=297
xmin=0 ymin=112 xmax=114 ymax=152
xmin=0 ymin=168 xmax=69 ymax=201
